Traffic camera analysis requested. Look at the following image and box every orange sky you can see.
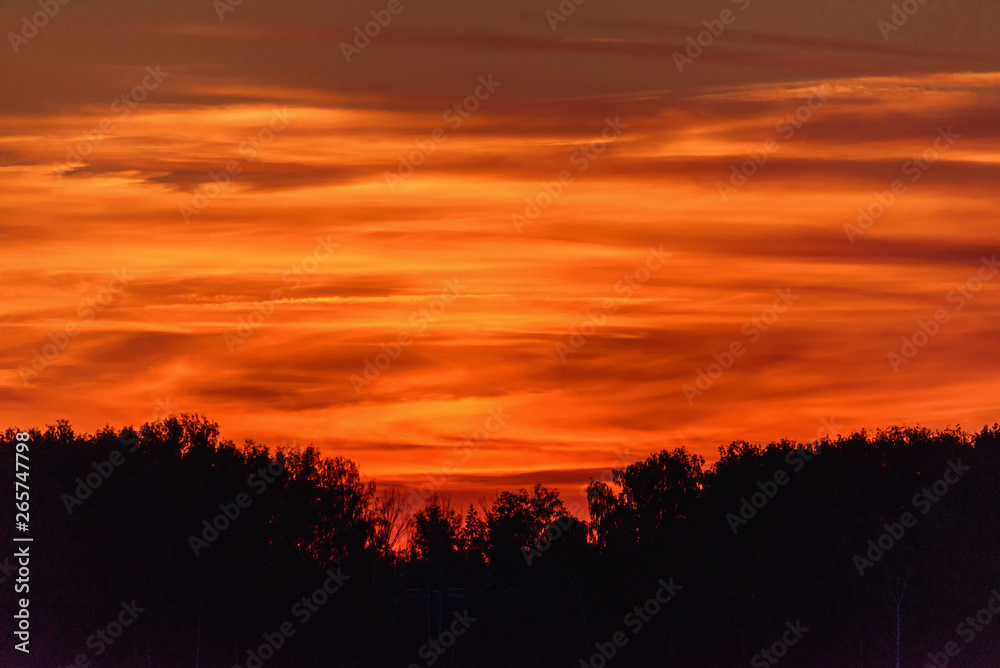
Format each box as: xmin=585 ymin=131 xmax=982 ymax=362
xmin=2 ymin=0 xmax=999 ymax=512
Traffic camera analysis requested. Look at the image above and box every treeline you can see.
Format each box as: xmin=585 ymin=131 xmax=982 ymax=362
xmin=2 ymin=416 xmax=999 ymax=667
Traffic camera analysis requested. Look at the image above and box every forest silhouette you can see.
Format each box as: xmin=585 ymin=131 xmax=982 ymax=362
xmin=3 ymin=416 xmax=999 ymax=667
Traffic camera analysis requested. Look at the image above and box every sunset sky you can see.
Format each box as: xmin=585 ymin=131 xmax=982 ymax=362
xmin=3 ymin=0 xmax=998 ymax=512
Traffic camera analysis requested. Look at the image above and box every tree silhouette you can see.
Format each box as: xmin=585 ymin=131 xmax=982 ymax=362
xmin=3 ymin=417 xmax=999 ymax=666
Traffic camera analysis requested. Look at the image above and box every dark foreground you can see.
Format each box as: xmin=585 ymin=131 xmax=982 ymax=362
xmin=2 ymin=418 xmax=999 ymax=667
